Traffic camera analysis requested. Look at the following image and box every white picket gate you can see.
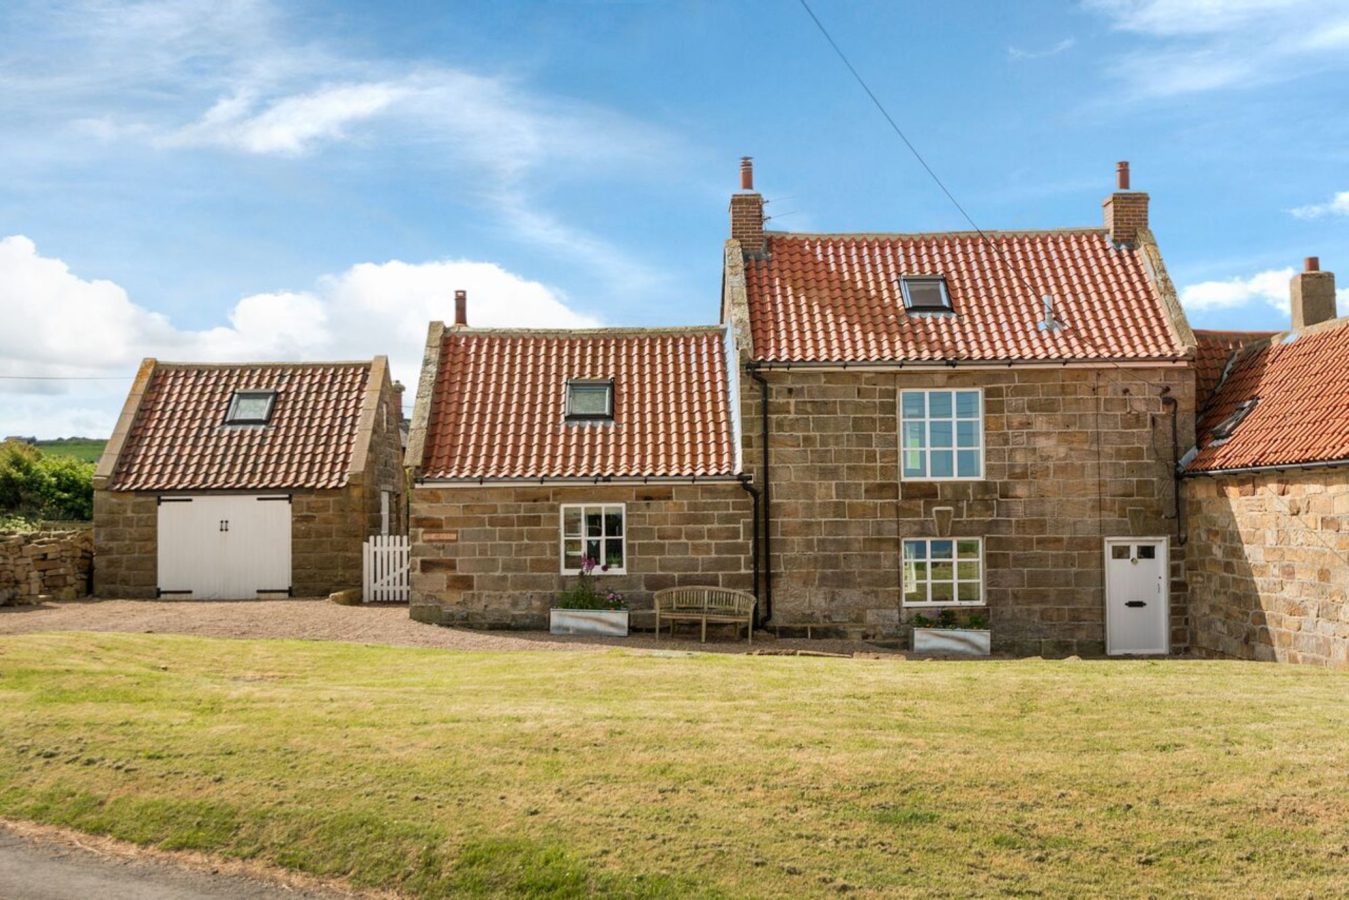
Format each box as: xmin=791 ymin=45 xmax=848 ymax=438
xmin=362 ymin=535 xmax=410 ymax=602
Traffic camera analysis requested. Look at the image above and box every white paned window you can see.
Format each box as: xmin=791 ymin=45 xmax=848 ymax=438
xmin=903 ymin=538 xmax=984 ymax=606
xmin=560 ymin=503 xmax=625 ymax=574
xmin=900 ymin=389 xmax=983 ymax=480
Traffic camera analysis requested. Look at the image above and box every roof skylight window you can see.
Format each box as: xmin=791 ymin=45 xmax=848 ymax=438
xmin=1210 ymin=398 xmax=1257 ymax=442
xmin=900 ymin=275 xmax=953 ymax=313
xmin=566 ymin=379 xmax=614 ymax=421
xmin=225 ymin=390 xmax=277 ymax=425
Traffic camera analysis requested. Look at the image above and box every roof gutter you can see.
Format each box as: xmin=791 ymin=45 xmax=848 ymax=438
xmin=413 ymin=475 xmax=745 ymax=487
xmin=1182 ymin=457 xmax=1349 ymax=479
xmin=749 ymin=357 xmax=1190 ymax=372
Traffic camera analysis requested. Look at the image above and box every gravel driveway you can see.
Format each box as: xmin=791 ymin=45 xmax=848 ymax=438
xmin=0 ymin=598 xmax=899 ymax=656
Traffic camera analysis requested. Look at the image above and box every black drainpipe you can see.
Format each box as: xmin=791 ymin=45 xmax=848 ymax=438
xmin=736 ymin=475 xmax=761 ymax=624
xmin=747 ymin=364 xmax=773 ymax=623
xmin=1161 ymin=392 xmax=1186 ymax=545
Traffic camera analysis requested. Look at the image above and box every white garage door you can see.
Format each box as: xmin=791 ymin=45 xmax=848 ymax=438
xmin=157 ymin=495 xmax=292 ymax=599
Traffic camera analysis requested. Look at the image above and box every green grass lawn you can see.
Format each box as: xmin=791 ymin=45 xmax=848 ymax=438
xmin=33 ymin=438 xmax=106 ymax=463
xmin=0 ymin=634 xmax=1345 ymax=898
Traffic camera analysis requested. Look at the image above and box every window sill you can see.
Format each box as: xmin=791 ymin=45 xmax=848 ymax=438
xmin=902 ymin=602 xmax=986 ymax=609
xmin=900 ymin=476 xmax=985 ymax=483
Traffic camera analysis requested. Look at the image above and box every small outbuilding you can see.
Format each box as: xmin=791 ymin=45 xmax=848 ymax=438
xmin=94 ymin=358 xmax=405 ymax=599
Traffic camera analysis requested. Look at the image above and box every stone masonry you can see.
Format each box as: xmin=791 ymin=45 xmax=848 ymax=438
xmin=740 ymin=366 xmax=1195 ymax=655
xmin=1185 ymin=468 xmax=1349 ymax=669
xmin=409 ymin=482 xmax=753 ymax=628
xmin=0 ymin=528 xmax=93 ymax=604
xmin=93 ymin=364 xmax=405 ymax=599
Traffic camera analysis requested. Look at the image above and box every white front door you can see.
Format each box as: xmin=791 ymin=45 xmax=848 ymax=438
xmin=1105 ymin=537 xmax=1169 ymax=655
xmin=157 ymin=495 xmax=291 ymax=599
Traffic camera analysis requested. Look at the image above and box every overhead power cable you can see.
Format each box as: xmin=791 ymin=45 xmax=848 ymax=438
xmin=795 ymin=0 xmax=1051 ymax=310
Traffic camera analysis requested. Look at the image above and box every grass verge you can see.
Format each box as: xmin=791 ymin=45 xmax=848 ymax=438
xmin=0 ymin=633 xmax=1345 ymax=897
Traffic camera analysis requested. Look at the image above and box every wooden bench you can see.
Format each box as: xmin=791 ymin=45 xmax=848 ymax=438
xmin=653 ymin=586 xmax=756 ymax=643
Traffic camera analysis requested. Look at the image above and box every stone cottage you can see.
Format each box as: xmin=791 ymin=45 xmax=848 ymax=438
xmin=405 ymin=294 xmax=753 ymax=628
xmin=94 ymin=358 xmax=405 ymax=599
xmin=721 ymin=159 xmax=1198 ymax=655
xmin=1184 ymin=259 xmax=1349 ymax=669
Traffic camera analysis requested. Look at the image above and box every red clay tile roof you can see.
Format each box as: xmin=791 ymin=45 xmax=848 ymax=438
xmin=420 ymin=328 xmax=736 ymax=479
xmin=743 ymin=230 xmax=1189 ymax=363
xmin=109 ymin=362 xmax=372 ymax=491
xmin=1188 ymin=319 xmax=1349 ymax=472
xmin=1193 ymin=329 xmax=1276 ymax=412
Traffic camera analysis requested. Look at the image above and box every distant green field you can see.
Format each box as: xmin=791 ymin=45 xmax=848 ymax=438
xmin=34 ymin=438 xmax=106 ymax=463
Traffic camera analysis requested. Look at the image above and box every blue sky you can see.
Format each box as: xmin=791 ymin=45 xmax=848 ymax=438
xmin=3 ymin=0 xmax=1349 ymax=437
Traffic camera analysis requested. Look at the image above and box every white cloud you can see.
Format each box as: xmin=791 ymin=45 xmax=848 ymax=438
xmin=0 ymin=234 xmax=598 ymax=437
xmin=1180 ymin=265 xmax=1349 ymax=315
xmin=1008 ymin=38 xmax=1076 ymax=61
xmin=0 ymin=1 xmax=682 ymax=294
xmin=1289 ymin=191 xmax=1349 ymax=219
xmin=162 ymin=83 xmax=408 ymax=156
xmin=1084 ymin=0 xmax=1349 ymax=97
xmin=1180 ymin=266 xmax=1295 ymax=311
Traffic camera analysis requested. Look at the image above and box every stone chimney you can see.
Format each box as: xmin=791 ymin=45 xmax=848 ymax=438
xmin=453 ymin=289 xmax=468 ymax=328
xmin=1290 ymin=256 xmax=1337 ymax=329
xmin=1103 ymin=160 xmax=1150 ymax=247
xmin=729 ymin=156 xmax=765 ymax=256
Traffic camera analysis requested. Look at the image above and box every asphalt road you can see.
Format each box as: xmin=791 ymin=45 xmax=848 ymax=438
xmin=0 ymin=826 xmax=357 ymax=900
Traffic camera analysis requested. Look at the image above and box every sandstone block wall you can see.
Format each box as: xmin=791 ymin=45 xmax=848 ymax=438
xmin=0 ymin=528 xmax=93 ymax=604
xmin=1186 ymin=468 xmax=1349 ymax=669
xmin=92 ymin=490 xmax=157 ymax=597
xmin=409 ymin=482 xmax=753 ymax=628
xmin=96 ymin=487 xmax=370 ymax=598
xmin=292 ymin=488 xmax=367 ymax=596
xmin=739 ymin=367 xmax=1195 ymax=655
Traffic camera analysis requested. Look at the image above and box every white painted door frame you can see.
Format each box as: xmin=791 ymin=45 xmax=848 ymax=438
xmin=1104 ymin=536 xmax=1170 ymax=656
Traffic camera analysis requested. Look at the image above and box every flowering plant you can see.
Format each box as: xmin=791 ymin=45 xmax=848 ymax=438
xmin=555 ymin=555 xmax=627 ymax=610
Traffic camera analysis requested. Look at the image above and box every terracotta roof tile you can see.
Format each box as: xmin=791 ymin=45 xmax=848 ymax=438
xmin=109 ymin=362 xmax=372 ymax=491
xmin=420 ymin=328 xmax=735 ymax=479
xmin=1188 ymin=318 xmax=1349 ymax=472
xmin=744 ymin=230 xmax=1188 ymax=363
xmin=1193 ymin=329 xmax=1276 ymax=412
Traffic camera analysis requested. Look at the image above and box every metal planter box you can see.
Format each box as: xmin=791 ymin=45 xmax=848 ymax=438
xmin=549 ymin=608 xmax=630 ymax=637
xmin=912 ymin=627 xmax=991 ymax=656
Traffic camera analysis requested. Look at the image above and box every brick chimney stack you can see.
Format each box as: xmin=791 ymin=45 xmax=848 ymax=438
xmin=454 ymin=289 xmax=468 ymax=328
xmin=1103 ymin=160 xmax=1150 ymax=247
xmin=1290 ymin=256 xmax=1337 ymax=330
xmin=729 ymin=156 xmax=766 ymax=256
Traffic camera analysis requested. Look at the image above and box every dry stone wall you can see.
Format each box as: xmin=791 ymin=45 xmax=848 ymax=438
xmin=0 ymin=528 xmax=93 ymax=604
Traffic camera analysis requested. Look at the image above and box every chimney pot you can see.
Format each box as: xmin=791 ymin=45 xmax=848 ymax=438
xmin=454 ymin=289 xmax=468 ymax=328
xmin=1103 ymin=161 xmax=1148 ymax=246
xmin=1305 ymin=256 xmax=1320 ymax=272
xmin=730 ymin=156 xmax=765 ymax=255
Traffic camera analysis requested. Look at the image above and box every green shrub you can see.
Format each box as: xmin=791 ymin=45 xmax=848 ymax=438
xmin=0 ymin=440 xmax=94 ymax=522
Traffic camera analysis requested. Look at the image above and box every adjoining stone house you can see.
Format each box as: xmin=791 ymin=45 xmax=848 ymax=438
xmin=94 ymin=358 xmax=405 ymax=599
xmin=722 ymin=159 xmax=1198 ymax=655
xmin=404 ymin=292 xmax=753 ymax=629
xmin=1183 ymin=259 xmax=1349 ymax=669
